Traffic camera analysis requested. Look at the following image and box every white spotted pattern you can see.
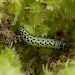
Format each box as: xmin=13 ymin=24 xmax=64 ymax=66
xmin=19 ymin=27 xmax=66 ymax=49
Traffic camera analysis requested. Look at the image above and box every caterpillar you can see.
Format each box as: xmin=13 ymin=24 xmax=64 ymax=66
xmin=18 ymin=27 xmax=66 ymax=49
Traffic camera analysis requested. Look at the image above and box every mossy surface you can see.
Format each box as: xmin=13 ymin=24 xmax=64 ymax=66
xmin=0 ymin=0 xmax=75 ymax=75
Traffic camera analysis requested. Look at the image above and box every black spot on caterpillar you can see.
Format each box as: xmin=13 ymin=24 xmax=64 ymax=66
xmin=18 ymin=27 xmax=66 ymax=49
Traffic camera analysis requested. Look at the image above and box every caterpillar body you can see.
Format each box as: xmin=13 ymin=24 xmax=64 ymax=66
xmin=19 ymin=27 xmax=66 ymax=49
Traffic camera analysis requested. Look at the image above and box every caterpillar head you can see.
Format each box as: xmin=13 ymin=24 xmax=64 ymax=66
xmin=18 ymin=26 xmax=28 ymax=36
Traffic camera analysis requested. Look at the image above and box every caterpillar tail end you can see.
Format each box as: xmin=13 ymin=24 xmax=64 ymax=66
xmin=59 ymin=42 xmax=66 ymax=49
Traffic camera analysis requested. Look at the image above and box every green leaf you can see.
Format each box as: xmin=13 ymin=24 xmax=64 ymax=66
xmin=24 ymin=25 xmax=35 ymax=35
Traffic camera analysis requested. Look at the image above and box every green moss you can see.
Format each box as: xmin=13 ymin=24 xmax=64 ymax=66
xmin=0 ymin=0 xmax=75 ymax=75
xmin=0 ymin=47 xmax=22 ymax=75
xmin=42 ymin=60 xmax=75 ymax=75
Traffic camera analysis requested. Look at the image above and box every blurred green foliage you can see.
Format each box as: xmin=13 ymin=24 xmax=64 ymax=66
xmin=0 ymin=0 xmax=75 ymax=75
xmin=0 ymin=46 xmax=22 ymax=75
xmin=42 ymin=60 xmax=75 ymax=75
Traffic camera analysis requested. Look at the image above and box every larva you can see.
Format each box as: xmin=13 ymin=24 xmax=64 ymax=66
xmin=18 ymin=27 xmax=66 ymax=49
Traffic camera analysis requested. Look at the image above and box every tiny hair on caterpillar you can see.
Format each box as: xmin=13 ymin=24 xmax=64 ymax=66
xmin=18 ymin=27 xmax=66 ymax=49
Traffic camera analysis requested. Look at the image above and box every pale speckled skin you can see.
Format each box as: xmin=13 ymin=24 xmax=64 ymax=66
xmin=19 ymin=27 xmax=66 ymax=49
